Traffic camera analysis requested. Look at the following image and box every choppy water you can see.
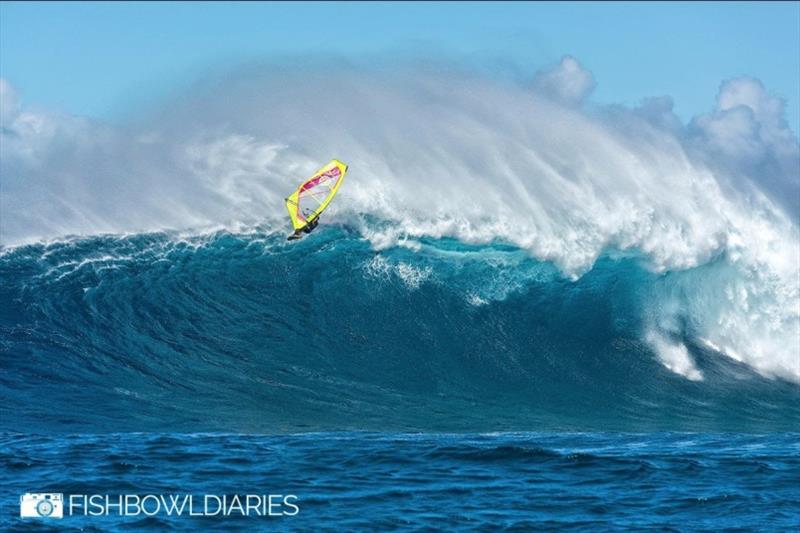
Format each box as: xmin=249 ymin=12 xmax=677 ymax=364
xmin=2 ymin=432 xmax=798 ymax=531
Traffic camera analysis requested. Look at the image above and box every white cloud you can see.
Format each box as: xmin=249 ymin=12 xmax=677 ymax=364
xmin=692 ymin=77 xmax=795 ymax=156
xmin=632 ymin=96 xmax=684 ymax=133
xmin=532 ymin=55 xmax=596 ymax=106
xmin=689 ymin=77 xmax=800 ymax=214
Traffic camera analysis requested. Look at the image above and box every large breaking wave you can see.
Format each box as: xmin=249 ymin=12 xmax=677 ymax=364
xmin=1 ymin=59 xmax=798 ymax=432
xmin=1 ymin=228 xmax=798 ymax=433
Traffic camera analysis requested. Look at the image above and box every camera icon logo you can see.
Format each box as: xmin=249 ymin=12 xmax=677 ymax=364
xmin=20 ymin=493 xmax=64 ymax=519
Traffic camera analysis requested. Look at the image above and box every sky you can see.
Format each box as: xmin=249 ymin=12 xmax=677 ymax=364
xmin=1 ymin=1 xmax=799 ymax=131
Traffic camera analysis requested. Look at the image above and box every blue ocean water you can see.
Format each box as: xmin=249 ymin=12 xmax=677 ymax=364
xmin=1 ymin=228 xmax=799 ymax=529
xmin=1 ymin=432 xmax=799 ymax=531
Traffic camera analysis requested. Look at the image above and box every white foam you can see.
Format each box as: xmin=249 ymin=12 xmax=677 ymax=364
xmin=646 ymin=331 xmax=704 ymax=381
xmin=363 ymin=255 xmax=432 ymax=290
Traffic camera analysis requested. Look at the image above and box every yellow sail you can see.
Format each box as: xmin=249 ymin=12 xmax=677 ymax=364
xmin=285 ymin=159 xmax=348 ymax=230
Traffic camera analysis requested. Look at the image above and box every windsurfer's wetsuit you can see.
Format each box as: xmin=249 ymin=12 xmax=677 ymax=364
xmin=289 ymin=217 xmax=319 ymax=240
xmin=303 ymin=217 xmax=319 ymax=234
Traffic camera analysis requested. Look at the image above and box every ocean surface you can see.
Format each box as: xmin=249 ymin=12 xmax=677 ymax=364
xmin=1 ymin=229 xmax=799 ymax=530
xmin=2 ymin=432 xmax=799 ymax=531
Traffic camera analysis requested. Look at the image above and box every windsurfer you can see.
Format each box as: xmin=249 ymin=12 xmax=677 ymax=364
xmin=288 ymin=216 xmax=319 ymax=240
xmin=285 ymin=159 xmax=347 ymax=241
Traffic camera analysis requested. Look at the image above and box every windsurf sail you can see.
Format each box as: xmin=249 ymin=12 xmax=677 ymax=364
xmin=285 ymin=159 xmax=348 ymax=230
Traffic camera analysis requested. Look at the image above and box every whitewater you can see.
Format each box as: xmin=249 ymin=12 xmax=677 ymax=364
xmin=1 ymin=59 xmax=799 ymax=434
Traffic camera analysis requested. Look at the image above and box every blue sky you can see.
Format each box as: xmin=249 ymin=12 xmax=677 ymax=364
xmin=1 ymin=1 xmax=799 ymax=130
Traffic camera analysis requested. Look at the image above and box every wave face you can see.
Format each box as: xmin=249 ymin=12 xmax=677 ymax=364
xmin=2 ymin=229 xmax=798 ymax=433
